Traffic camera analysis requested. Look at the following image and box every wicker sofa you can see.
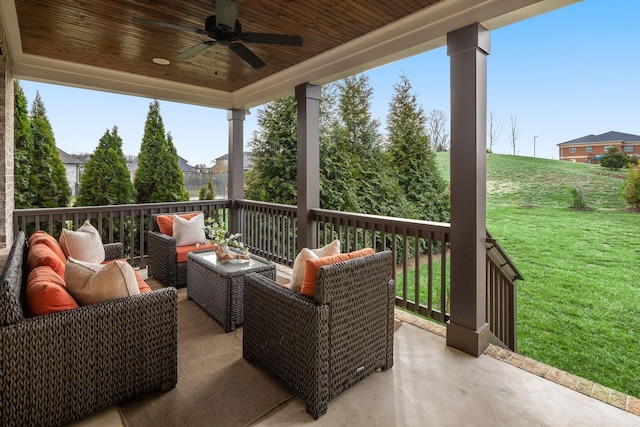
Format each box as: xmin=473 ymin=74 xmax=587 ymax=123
xmin=243 ymin=250 xmax=395 ymax=419
xmin=0 ymin=231 xmax=178 ymax=427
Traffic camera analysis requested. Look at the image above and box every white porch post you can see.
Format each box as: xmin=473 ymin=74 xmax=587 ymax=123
xmin=446 ymin=23 xmax=490 ymax=357
xmin=0 ymin=25 xmax=14 ymax=248
xmin=295 ymin=83 xmax=320 ymax=251
xmin=227 ymin=108 xmax=245 ymax=233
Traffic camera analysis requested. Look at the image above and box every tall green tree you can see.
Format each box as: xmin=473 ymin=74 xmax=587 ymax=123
xmin=29 ymin=91 xmax=71 ymax=207
xmin=76 ymin=126 xmax=135 ymax=206
xmin=245 ymin=96 xmax=298 ymax=204
xmin=134 ymin=100 xmax=188 ymax=203
xmin=318 ymin=82 xmax=359 ymax=212
xmin=336 ymin=75 xmax=408 ymax=217
xmin=13 ymin=80 xmax=35 ymax=209
xmin=387 ymin=74 xmax=449 ymax=222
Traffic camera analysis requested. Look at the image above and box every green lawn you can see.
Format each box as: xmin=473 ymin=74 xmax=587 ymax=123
xmin=432 ymin=153 xmax=640 ymax=398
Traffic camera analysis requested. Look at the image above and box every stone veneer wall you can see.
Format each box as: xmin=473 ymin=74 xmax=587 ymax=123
xmin=0 ymin=19 xmax=14 ymax=248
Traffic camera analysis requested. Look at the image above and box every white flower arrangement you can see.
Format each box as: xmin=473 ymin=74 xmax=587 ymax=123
xmin=203 ymin=218 xmax=247 ymax=253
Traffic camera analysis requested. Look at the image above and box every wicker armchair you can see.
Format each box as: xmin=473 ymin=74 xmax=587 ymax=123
xmin=243 ymin=250 xmax=395 ymax=419
xmin=147 ymin=212 xmax=198 ymax=288
xmin=0 ymin=232 xmax=178 ymax=427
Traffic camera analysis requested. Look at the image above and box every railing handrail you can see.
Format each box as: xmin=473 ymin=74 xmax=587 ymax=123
xmin=236 ymin=199 xmax=297 ymax=212
xmin=311 ymin=208 xmax=451 ymax=238
xmin=13 ymin=200 xmax=230 ymax=216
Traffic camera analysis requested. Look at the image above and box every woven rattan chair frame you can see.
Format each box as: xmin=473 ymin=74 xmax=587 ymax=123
xmin=147 ymin=212 xmax=200 ymax=288
xmin=243 ymin=250 xmax=395 ymax=419
xmin=0 ymin=232 xmax=178 ymax=427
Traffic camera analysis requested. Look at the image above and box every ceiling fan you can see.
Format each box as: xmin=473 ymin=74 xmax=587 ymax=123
xmin=132 ymin=0 xmax=304 ymax=69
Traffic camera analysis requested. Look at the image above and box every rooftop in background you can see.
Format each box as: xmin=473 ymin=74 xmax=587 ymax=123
xmin=212 ymin=152 xmax=254 ymax=172
xmin=558 ymin=131 xmax=640 ymax=145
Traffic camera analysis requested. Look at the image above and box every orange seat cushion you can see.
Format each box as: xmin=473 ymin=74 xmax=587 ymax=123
xmin=26 ymin=266 xmax=79 ymax=316
xmin=175 ymin=243 xmax=217 ymax=263
xmin=300 ymin=248 xmax=375 ymax=297
xmin=27 ymin=242 xmax=66 ymax=277
xmin=156 ymin=212 xmax=200 ymax=236
xmin=28 ymin=231 xmax=66 ymax=264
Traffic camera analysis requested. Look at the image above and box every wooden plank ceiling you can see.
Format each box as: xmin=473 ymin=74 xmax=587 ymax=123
xmin=15 ymin=0 xmax=441 ymax=93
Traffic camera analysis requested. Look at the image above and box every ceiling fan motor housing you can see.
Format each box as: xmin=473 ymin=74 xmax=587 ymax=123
xmin=205 ymin=15 xmax=242 ymax=35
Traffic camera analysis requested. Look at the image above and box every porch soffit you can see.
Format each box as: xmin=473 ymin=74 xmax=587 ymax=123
xmin=1 ymin=0 xmax=579 ymax=110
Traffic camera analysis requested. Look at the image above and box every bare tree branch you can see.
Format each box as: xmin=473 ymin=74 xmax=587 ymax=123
xmin=426 ymin=109 xmax=450 ymax=152
xmin=510 ymin=115 xmax=521 ymax=155
xmin=488 ymin=111 xmax=502 ymax=154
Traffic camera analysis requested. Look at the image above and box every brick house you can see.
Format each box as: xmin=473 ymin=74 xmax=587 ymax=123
xmin=557 ymin=131 xmax=640 ymax=164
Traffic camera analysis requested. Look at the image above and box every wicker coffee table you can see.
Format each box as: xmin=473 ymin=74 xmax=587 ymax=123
xmin=187 ymin=249 xmax=276 ymax=332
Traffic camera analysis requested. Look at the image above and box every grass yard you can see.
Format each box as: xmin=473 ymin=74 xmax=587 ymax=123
xmin=431 ymin=153 xmax=640 ymax=398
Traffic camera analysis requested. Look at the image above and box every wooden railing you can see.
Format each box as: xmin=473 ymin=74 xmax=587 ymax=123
xmin=13 ymin=200 xmax=521 ymax=351
xmin=311 ymin=208 xmax=452 ymax=322
xmin=13 ymin=200 xmax=229 ymax=267
xmin=486 ymin=233 xmax=524 ymax=351
xmin=236 ymin=200 xmax=298 ymax=266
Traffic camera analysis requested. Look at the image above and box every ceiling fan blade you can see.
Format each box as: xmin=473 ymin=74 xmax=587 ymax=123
xmin=132 ymin=17 xmax=207 ymax=36
xmin=239 ymin=33 xmax=304 ymax=46
xmin=216 ymin=0 xmax=238 ymax=30
xmin=176 ymin=41 xmax=215 ymax=59
xmin=228 ymin=43 xmax=265 ymax=68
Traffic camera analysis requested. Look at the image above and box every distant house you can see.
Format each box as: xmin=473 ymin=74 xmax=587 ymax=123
xmin=127 ymin=155 xmax=196 ymax=182
xmin=557 ymin=131 xmax=640 ymax=164
xmin=211 ymin=152 xmax=254 ymax=174
xmin=57 ymin=148 xmax=85 ymax=196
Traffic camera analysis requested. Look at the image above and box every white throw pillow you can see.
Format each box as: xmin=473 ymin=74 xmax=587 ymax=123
xmin=65 ymin=258 xmax=139 ymax=306
xmin=290 ymin=248 xmax=318 ymax=292
xmin=59 ymin=220 xmax=105 ymax=263
xmin=290 ymin=240 xmax=341 ymax=292
xmin=313 ymin=239 xmax=341 ymax=258
xmin=173 ymin=212 xmax=206 ymax=246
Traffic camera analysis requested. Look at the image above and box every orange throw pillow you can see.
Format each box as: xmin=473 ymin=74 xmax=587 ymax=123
xmin=27 ymin=242 xmax=66 ymax=277
xmin=26 ymin=266 xmax=79 ymax=316
xmin=300 ymin=248 xmax=375 ymax=297
xmin=28 ymin=231 xmax=66 ymax=264
xmin=156 ymin=212 xmax=200 ymax=236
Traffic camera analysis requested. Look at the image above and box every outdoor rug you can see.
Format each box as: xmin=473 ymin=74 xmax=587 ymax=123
xmin=119 ymin=280 xmax=294 ymax=427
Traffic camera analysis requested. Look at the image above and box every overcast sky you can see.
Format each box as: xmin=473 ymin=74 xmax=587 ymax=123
xmin=19 ymin=0 xmax=639 ymax=166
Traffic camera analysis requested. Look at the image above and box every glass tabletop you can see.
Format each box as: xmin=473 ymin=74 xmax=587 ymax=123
xmin=190 ymin=250 xmax=271 ymax=274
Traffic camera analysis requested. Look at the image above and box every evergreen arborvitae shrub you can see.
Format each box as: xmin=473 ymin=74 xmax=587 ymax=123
xmin=623 ymin=167 xmax=640 ymax=208
xmin=134 ymin=100 xmax=189 ymax=203
xmin=386 ymin=73 xmax=449 ymax=222
xmin=13 ymin=81 xmax=35 ymax=209
xmin=29 ymin=91 xmax=71 ymax=208
xmin=76 ymin=126 xmax=135 ymax=206
xmin=199 ymin=180 xmax=215 ymax=200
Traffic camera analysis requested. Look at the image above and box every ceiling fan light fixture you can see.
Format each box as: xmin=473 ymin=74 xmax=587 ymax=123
xmin=216 ymin=0 xmax=238 ymax=31
xmin=152 ymin=57 xmax=170 ymax=65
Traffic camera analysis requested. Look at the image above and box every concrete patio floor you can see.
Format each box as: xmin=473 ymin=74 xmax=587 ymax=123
xmin=65 ymin=268 xmax=640 ymax=427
